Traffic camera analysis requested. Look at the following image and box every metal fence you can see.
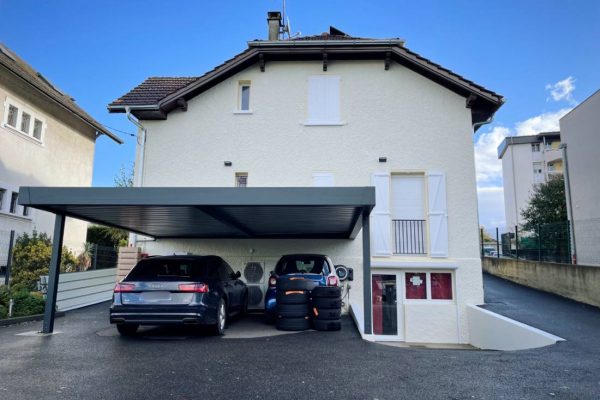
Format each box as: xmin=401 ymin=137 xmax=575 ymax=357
xmin=89 ymin=244 xmax=118 ymax=270
xmin=392 ymin=219 xmax=426 ymax=255
xmin=481 ymin=221 xmax=572 ymax=264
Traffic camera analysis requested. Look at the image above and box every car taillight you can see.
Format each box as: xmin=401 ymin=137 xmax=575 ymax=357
xmin=178 ymin=283 xmax=209 ymax=293
xmin=269 ymin=276 xmax=277 ymax=287
xmin=327 ymin=275 xmax=338 ymax=286
xmin=114 ymin=283 xmax=136 ymax=292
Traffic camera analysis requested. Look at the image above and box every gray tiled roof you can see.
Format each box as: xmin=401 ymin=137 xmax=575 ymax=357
xmin=0 ymin=43 xmax=122 ymax=144
xmin=109 ymin=77 xmax=199 ymax=107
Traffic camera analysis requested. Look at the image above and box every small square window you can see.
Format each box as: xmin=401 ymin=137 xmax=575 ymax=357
xmin=9 ymin=192 xmax=18 ymax=214
xmin=236 ymin=173 xmax=248 ymax=187
xmin=21 ymin=112 xmax=31 ymax=133
xmin=7 ymin=104 xmax=18 ymax=127
xmin=239 ymin=82 xmax=251 ymax=111
xmin=431 ymin=273 xmax=453 ymax=300
xmin=405 ymin=272 xmax=427 ymax=299
xmin=33 ymin=119 xmax=43 ymax=140
xmin=531 ymin=143 xmax=540 ymax=152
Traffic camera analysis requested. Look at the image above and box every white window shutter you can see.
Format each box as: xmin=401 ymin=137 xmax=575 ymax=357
xmin=427 ymin=171 xmax=448 ymax=257
xmin=307 ymin=76 xmax=340 ymax=123
xmin=371 ymin=172 xmax=392 ymax=256
xmin=325 ymin=76 xmax=340 ymax=122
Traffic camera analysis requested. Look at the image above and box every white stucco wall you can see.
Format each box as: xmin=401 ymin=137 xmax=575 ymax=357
xmin=560 ymin=90 xmax=600 ymax=266
xmin=135 ymin=59 xmax=484 ymax=344
xmin=0 ymin=75 xmax=96 ymax=255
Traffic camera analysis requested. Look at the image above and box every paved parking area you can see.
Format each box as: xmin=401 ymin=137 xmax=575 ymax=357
xmin=0 ymin=274 xmax=599 ymax=399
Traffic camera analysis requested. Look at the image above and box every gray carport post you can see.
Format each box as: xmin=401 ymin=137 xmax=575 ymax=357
xmin=19 ymin=186 xmax=374 ymax=335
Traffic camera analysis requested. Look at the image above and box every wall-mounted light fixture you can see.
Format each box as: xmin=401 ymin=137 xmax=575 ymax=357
xmin=224 ymin=161 xmax=232 ymax=167
xmin=379 ymin=157 xmax=387 ymax=163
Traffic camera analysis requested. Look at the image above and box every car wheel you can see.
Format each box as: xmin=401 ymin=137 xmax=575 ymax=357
xmin=241 ymin=291 xmax=249 ymax=315
xmin=312 ymin=297 xmax=342 ymax=309
xmin=116 ymin=324 xmax=138 ymax=336
xmin=276 ymin=289 xmax=309 ymax=304
xmin=214 ymin=299 xmax=227 ymax=336
xmin=311 ymin=286 xmax=342 ymax=298
xmin=276 ymin=316 xmax=311 ymax=331
xmin=277 ymin=303 xmax=310 ymax=318
xmin=312 ymin=307 xmax=342 ymax=320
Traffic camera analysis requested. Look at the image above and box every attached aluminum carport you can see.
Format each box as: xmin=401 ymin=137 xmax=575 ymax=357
xmin=18 ymin=186 xmax=375 ymax=334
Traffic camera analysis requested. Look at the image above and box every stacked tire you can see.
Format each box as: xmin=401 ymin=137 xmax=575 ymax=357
xmin=311 ymin=286 xmax=342 ymax=331
xmin=275 ymin=279 xmax=318 ymax=331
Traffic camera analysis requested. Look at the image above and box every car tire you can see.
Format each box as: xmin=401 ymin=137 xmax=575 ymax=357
xmin=276 ymin=290 xmax=309 ymax=304
xmin=313 ymin=319 xmax=342 ymax=331
xmin=312 ymin=307 xmax=342 ymax=320
xmin=277 ymin=303 xmax=310 ymax=318
xmin=278 ymin=279 xmax=319 ymax=291
xmin=312 ymin=297 xmax=342 ymax=309
xmin=311 ymin=286 xmax=342 ymax=298
xmin=213 ymin=299 xmax=227 ymax=336
xmin=241 ymin=291 xmax=249 ymax=316
xmin=276 ymin=316 xmax=311 ymax=331
xmin=116 ymin=324 xmax=138 ymax=336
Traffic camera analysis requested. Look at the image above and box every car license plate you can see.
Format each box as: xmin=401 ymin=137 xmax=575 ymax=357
xmin=141 ymin=291 xmax=171 ymax=302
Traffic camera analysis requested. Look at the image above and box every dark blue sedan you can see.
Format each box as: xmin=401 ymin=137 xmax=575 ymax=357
xmin=110 ymin=255 xmax=248 ymax=336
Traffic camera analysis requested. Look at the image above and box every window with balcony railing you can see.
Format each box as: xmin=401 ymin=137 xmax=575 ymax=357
xmin=391 ymin=174 xmax=427 ymax=255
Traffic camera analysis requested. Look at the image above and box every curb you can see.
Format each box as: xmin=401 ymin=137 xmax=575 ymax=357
xmin=0 ymin=311 xmax=66 ymax=327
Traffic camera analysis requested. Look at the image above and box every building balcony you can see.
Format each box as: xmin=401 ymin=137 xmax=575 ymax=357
xmin=544 ymin=149 xmax=563 ymax=163
xmin=392 ymin=219 xmax=427 ymax=255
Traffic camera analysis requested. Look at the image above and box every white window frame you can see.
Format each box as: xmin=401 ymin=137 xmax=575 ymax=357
xmin=305 ymin=75 xmax=344 ymax=126
xmin=235 ymin=172 xmax=248 ymax=187
xmin=234 ymin=81 xmax=252 ymax=114
xmin=531 ymin=143 xmax=540 ymax=152
xmin=2 ymin=96 xmax=46 ymax=144
xmin=402 ymin=271 xmax=455 ymax=303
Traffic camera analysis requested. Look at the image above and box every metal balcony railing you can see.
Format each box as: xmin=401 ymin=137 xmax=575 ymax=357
xmin=392 ymin=219 xmax=426 ymax=255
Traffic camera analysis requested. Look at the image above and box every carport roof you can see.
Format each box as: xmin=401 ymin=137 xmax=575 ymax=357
xmin=18 ymin=186 xmax=375 ymax=240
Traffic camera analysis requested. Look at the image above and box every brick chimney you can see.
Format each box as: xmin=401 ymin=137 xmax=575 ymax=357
xmin=267 ymin=11 xmax=282 ymax=41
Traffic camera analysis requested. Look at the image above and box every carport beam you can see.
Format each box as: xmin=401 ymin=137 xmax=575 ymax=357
xmin=362 ymin=210 xmax=372 ymax=334
xmin=42 ymin=214 xmax=65 ymax=334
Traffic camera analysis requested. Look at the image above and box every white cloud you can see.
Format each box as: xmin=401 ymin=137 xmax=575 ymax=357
xmin=514 ymin=108 xmax=572 ymax=136
xmin=477 ymin=186 xmax=506 ymax=232
xmin=474 ymin=126 xmax=510 ymax=186
xmin=545 ymin=76 xmax=576 ymax=104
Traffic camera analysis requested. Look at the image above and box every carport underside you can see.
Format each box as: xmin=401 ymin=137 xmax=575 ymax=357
xmin=18 ymin=186 xmax=375 ymax=334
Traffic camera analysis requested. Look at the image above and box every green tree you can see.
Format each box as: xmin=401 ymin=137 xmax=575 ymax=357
xmin=86 ymin=225 xmax=128 ymax=247
xmin=10 ymin=231 xmax=77 ymax=292
xmin=114 ymin=162 xmax=134 ymax=188
xmin=520 ymin=175 xmax=567 ymax=231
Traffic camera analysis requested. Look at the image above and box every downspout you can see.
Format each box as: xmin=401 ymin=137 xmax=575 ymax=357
xmin=125 ymin=107 xmax=147 ymax=248
xmin=560 ymin=143 xmax=577 ymax=264
xmin=125 ymin=107 xmax=147 ymax=187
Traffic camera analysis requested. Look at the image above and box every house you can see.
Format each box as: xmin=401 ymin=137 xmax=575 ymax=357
xmin=107 ymin=12 xmax=503 ymax=344
xmin=497 ymin=131 xmax=563 ymax=231
xmin=559 ymin=89 xmax=600 ymax=266
xmin=0 ymin=43 xmax=122 ymax=261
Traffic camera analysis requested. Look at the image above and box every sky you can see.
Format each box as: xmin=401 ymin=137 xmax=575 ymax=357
xmin=1 ymin=0 xmax=599 ymax=233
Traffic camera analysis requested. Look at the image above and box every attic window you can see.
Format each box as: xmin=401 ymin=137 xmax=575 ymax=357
xmin=237 ymin=81 xmax=251 ymax=112
xmin=3 ymin=98 xmax=46 ymax=143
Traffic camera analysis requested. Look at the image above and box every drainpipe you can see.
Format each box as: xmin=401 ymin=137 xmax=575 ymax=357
xmin=560 ymin=143 xmax=577 ymax=264
xmin=125 ymin=107 xmax=147 ymax=188
xmin=125 ymin=107 xmax=147 ymax=247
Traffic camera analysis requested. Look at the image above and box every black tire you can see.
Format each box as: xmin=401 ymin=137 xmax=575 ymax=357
xmin=277 ymin=289 xmax=309 ymax=304
xmin=116 ymin=324 xmax=138 ymax=336
xmin=264 ymin=313 xmax=276 ymax=324
xmin=312 ymin=286 xmax=342 ymax=298
xmin=276 ymin=316 xmax=311 ymax=331
xmin=312 ymin=297 xmax=342 ymax=309
xmin=213 ymin=299 xmax=227 ymax=336
xmin=312 ymin=307 xmax=341 ymax=320
xmin=277 ymin=278 xmax=319 ymax=291
xmin=313 ymin=319 xmax=341 ymax=331
xmin=277 ymin=303 xmax=310 ymax=318
xmin=241 ymin=291 xmax=249 ymax=316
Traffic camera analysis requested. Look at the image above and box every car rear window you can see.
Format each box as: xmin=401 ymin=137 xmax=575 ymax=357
xmin=125 ymin=258 xmax=210 ymax=282
xmin=275 ymin=256 xmax=328 ymax=275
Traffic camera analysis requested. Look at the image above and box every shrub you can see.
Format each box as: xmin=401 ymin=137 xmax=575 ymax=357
xmin=0 ymin=286 xmax=45 ymax=319
xmin=10 ymin=230 xmax=77 ymax=292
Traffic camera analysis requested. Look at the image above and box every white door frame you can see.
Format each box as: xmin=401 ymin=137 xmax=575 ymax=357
xmin=371 ymin=269 xmax=405 ymax=341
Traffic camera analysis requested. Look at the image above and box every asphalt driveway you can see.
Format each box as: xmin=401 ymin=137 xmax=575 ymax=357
xmin=0 ymin=273 xmax=599 ymax=399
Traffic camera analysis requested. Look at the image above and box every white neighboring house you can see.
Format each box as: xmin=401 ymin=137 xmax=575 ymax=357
xmin=108 ymin=16 xmax=503 ymax=344
xmin=560 ymin=89 xmax=600 ymax=266
xmin=0 ymin=43 xmax=122 ymax=263
xmin=498 ymin=132 xmax=563 ymax=231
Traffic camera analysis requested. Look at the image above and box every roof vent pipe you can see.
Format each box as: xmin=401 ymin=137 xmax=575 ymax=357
xmin=267 ymin=11 xmax=282 ymax=40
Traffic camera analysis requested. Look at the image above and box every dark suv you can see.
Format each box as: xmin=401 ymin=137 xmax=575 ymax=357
xmin=110 ymin=255 xmax=248 ymax=336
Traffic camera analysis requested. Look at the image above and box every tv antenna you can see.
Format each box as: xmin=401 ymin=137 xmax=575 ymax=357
xmin=281 ymin=0 xmax=301 ymax=39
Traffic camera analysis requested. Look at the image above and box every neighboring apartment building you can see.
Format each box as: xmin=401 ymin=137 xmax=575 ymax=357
xmin=0 ymin=43 xmax=122 ymax=260
xmin=560 ymin=89 xmax=600 ymax=266
xmin=498 ymin=132 xmax=563 ymax=231
xmin=108 ymin=14 xmax=503 ymax=344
